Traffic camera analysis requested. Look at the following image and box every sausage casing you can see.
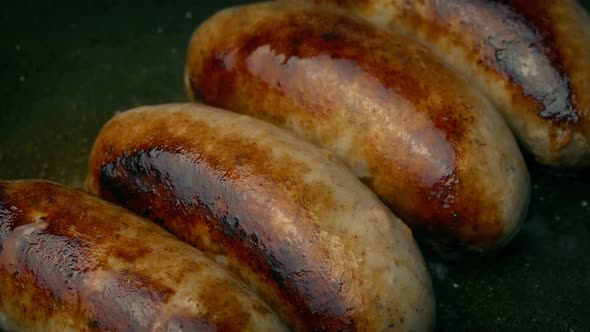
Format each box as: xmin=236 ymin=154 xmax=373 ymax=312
xmin=0 ymin=180 xmax=287 ymax=331
xmin=292 ymin=0 xmax=590 ymax=166
xmin=86 ymin=103 xmax=436 ymax=331
xmin=184 ymin=2 xmax=530 ymax=253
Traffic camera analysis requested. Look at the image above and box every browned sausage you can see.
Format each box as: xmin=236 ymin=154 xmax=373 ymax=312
xmin=0 ymin=180 xmax=287 ymax=331
xmin=292 ymin=0 xmax=590 ymax=166
xmin=184 ymin=2 xmax=530 ymax=253
xmin=86 ymin=103 xmax=436 ymax=331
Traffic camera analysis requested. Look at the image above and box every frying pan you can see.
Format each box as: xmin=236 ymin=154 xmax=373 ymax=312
xmin=1 ymin=1 xmax=589 ymax=331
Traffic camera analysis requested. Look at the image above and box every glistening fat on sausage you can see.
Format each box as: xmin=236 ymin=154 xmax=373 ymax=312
xmin=86 ymin=103 xmax=436 ymax=332
xmin=184 ymin=2 xmax=530 ymax=253
xmin=0 ymin=180 xmax=287 ymax=331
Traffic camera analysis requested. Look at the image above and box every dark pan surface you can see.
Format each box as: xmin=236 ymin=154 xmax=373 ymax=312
xmin=1 ymin=1 xmax=589 ymax=331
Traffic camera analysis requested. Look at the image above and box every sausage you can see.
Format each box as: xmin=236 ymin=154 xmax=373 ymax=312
xmin=85 ymin=103 xmax=436 ymax=331
xmin=184 ymin=2 xmax=530 ymax=253
xmin=0 ymin=180 xmax=287 ymax=331
xmin=291 ymin=0 xmax=590 ymax=167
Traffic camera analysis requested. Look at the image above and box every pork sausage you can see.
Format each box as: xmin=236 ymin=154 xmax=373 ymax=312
xmin=0 ymin=180 xmax=287 ymax=331
xmin=86 ymin=103 xmax=436 ymax=331
xmin=184 ymin=2 xmax=530 ymax=253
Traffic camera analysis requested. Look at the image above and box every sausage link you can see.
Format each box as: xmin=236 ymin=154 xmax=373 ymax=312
xmin=86 ymin=103 xmax=436 ymax=331
xmin=0 ymin=180 xmax=287 ymax=331
xmin=184 ymin=2 xmax=530 ymax=253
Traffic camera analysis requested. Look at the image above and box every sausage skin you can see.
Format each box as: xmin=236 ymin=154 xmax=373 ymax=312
xmin=0 ymin=180 xmax=287 ymax=331
xmin=86 ymin=103 xmax=436 ymax=332
xmin=292 ymin=0 xmax=590 ymax=167
xmin=184 ymin=2 xmax=530 ymax=253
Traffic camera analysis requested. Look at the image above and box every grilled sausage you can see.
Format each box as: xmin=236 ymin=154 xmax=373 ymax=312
xmin=291 ymin=0 xmax=590 ymax=167
xmin=0 ymin=180 xmax=287 ymax=331
xmin=86 ymin=103 xmax=436 ymax=332
xmin=184 ymin=2 xmax=530 ymax=253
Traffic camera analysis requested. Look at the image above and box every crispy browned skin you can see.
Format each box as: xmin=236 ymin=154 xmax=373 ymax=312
xmin=184 ymin=2 xmax=530 ymax=253
xmin=293 ymin=0 xmax=590 ymax=166
xmin=86 ymin=104 xmax=435 ymax=331
xmin=0 ymin=180 xmax=287 ymax=331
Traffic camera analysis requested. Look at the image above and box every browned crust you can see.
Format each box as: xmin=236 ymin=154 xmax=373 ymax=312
xmin=507 ymin=0 xmax=590 ymax=127
xmin=406 ymin=0 xmax=581 ymax=124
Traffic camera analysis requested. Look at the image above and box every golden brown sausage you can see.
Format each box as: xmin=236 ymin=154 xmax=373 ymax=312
xmin=86 ymin=103 xmax=436 ymax=331
xmin=0 ymin=180 xmax=287 ymax=331
xmin=291 ymin=0 xmax=590 ymax=167
xmin=184 ymin=2 xmax=530 ymax=253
